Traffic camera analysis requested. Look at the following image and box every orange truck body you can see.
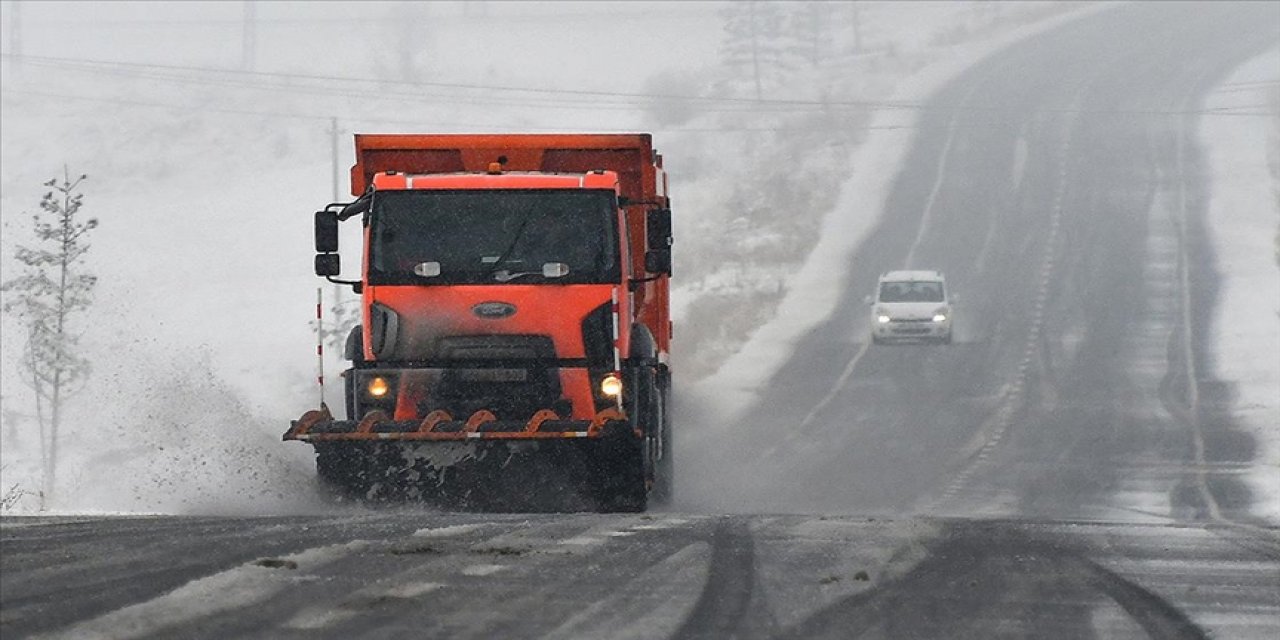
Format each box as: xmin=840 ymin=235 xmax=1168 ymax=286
xmin=285 ymin=134 xmax=674 ymax=510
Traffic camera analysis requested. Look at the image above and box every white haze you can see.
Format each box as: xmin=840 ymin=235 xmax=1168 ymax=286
xmin=1 ymin=1 xmax=1120 ymax=514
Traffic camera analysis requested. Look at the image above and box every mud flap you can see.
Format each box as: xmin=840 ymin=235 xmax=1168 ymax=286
xmin=586 ymin=427 xmax=648 ymax=513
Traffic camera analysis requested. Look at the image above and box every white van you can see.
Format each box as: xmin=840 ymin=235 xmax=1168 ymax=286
xmin=869 ymin=270 xmax=952 ymax=345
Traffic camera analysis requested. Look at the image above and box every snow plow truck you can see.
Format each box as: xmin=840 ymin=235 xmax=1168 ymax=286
xmin=285 ymin=134 xmax=673 ymax=512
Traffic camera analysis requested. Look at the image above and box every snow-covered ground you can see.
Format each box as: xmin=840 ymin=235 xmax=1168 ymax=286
xmin=1200 ymin=46 xmax=1280 ymax=524
xmin=0 ymin=1 xmax=1106 ymax=514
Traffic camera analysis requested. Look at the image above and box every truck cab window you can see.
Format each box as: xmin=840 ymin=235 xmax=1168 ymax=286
xmin=368 ymin=190 xmax=620 ymax=285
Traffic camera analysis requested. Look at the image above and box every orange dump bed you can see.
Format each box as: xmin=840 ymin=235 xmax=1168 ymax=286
xmin=350 ymin=133 xmax=667 ymax=207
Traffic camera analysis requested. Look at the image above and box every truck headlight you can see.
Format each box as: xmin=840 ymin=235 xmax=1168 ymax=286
xmin=366 ymin=376 xmax=391 ymax=398
xmin=933 ymin=313 xmax=948 ymax=323
xmin=877 ymin=314 xmax=892 ymax=324
xmin=600 ymin=373 xmax=623 ymax=398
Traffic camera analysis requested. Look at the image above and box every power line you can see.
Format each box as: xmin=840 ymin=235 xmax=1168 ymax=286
xmin=5 ymin=52 xmax=1274 ymax=120
xmin=7 ymin=86 xmax=1269 ymax=142
xmin=14 ymin=7 xmax=725 ymax=28
xmin=0 ymin=52 xmax=925 ymax=111
xmin=0 ymin=87 xmax=922 ymax=133
xmin=6 ymin=53 xmax=1274 ymax=120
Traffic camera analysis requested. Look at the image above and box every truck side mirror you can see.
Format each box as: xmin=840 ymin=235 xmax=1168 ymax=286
xmin=646 ymin=208 xmax=672 ymax=249
xmin=645 ymin=249 xmax=671 ymax=275
xmin=315 ymin=211 xmax=339 ymax=253
xmin=315 ymin=253 xmax=341 ymax=277
xmin=646 ymin=208 xmax=672 ymax=275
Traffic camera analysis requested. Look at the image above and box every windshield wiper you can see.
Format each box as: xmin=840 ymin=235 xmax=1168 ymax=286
xmin=492 ymin=270 xmax=540 ymax=283
xmin=485 ymin=217 xmax=534 ymax=275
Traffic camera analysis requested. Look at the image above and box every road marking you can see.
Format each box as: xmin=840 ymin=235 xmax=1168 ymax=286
xmin=904 ymin=85 xmax=982 ymax=270
xmin=1168 ymin=93 xmax=1229 ymax=527
xmin=792 ymin=85 xmax=981 ymax=437
xmin=928 ymin=92 xmax=1081 ymax=511
xmin=796 ymin=340 xmax=873 ymax=432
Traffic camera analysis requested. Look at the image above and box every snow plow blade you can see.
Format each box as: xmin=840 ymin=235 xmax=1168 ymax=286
xmin=283 ymin=406 xmax=632 ymax=442
xmin=284 ymin=406 xmax=647 ymax=512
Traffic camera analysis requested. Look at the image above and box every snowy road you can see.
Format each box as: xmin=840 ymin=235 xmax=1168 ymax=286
xmin=2 ymin=514 xmax=1278 ymax=639
xmin=684 ymin=1 xmax=1279 ymax=526
xmin=3 ymin=3 xmax=1280 ymax=639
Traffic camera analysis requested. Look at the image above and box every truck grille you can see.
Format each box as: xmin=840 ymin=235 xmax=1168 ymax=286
xmin=432 ymin=336 xmax=561 ymax=419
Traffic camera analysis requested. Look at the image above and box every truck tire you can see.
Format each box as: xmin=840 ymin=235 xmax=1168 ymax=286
xmin=343 ymin=325 xmax=363 ymax=420
xmin=650 ymin=373 xmax=674 ymax=505
xmin=593 ymin=365 xmax=655 ymax=512
xmin=343 ymin=373 xmax=357 ymax=421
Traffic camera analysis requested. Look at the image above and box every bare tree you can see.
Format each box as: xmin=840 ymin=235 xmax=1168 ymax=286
xmin=241 ymin=0 xmax=257 ymax=72
xmin=720 ymin=1 xmax=788 ymax=100
xmin=0 ymin=167 xmax=98 ymax=508
xmin=786 ymin=1 xmax=833 ymax=68
xmin=395 ymin=2 xmax=432 ymax=82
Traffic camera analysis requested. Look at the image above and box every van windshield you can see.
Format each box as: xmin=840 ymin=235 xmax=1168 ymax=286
xmin=879 ymin=281 xmax=945 ymax=303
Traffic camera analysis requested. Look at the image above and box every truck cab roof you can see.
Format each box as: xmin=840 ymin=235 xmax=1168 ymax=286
xmin=371 ymin=170 xmax=620 ymax=192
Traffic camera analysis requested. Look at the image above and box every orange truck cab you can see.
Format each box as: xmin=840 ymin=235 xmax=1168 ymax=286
xmin=285 ymin=134 xmax=673 ymax=512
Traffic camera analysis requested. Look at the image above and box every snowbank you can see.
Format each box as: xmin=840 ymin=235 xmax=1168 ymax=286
xmin=1200 ymin=46 xmax=1280 ymax=524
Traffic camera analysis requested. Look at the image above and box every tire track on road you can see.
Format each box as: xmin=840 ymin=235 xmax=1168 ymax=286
xmin=672 ymin=518 xmax=775 ymax=640
xmin=781 ymin=522 xmax=1209 ymax=640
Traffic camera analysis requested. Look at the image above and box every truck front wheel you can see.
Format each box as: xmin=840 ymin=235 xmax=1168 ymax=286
xmin=650 ymin=372 xmax=674 ymax=505
xmin=592 ymin=365 xmax=657 ymax=512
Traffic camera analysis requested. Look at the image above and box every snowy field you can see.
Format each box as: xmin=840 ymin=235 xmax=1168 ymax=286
xmin=0 ymin=1 xmax=1165 ymax=514
xmin=1200 ymin=46 xmax=1280 ymax=524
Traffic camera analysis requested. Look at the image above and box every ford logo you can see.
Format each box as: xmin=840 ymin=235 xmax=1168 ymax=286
xmin=472 ymin=301 xmax=517 ymax=319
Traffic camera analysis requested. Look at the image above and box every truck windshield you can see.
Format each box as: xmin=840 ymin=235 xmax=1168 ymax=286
xmin=879 ymin=281 xmax=945 ymax=303
xmin=368 ymin=190 xmax=621 ymax=285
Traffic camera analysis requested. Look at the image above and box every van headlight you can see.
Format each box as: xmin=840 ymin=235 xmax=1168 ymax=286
xmin=877 ymin=313 xmax=892 ymax=324
xmin=933 ymin=313 xmax=948 ymax=323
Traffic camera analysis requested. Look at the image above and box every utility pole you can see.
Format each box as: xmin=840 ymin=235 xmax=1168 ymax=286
xmin=8 ymin=0 xmax=22 ymax=77
xmin=241 ymin=1 xmax=256 ymax=72
xmin=327 ymin=116 xmax=349 ymax=374
xmin=851 ymin=2 xmax=862 ymax=55
xmin=330 ymin=117 xmax=340 ymax=202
